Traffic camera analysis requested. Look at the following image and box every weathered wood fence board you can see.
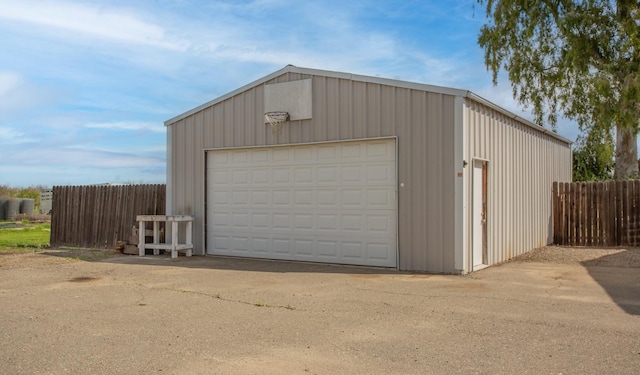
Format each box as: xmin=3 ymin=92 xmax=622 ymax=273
xmin=553 ymin=181 xmax=640 ymax=246
xmin=51 ymin=185 xmax=165 ymax=248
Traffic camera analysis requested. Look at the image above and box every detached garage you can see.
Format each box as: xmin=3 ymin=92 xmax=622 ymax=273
xmin=165 ymin=65 xmax=571 ymax=274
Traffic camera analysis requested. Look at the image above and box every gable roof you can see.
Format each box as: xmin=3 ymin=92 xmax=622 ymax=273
xmin=165 ymin=65 xmax=571 ymax=145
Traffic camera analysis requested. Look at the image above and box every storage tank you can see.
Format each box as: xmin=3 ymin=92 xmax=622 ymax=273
xmin=20 ymin=198 xmax=35 ymax=215
xmin=0 ymin=197 xmax=7 ymax=220
xmin=5 ymin=198 xmax=21 ymax=220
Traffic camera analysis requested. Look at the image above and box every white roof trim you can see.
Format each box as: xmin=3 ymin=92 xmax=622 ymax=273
xmin=164 ymin=64 xmax=571 ymax=145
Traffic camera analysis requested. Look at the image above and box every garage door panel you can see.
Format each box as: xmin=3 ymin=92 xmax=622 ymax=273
xmin=232 ymin=170 xmax=249 ymax=184
xmin=231 ymin=150 xmax=249 ymax=163
xmin=272 ymin=238 xmax=292 ymax=254
xmin=341 ymin=143 xmax=363 ymax=159
xmin=210 ymin=190 xmax=229 ymax=204
xmin=212 ymin=236 xmax=230 ymax=252
xmin=294 ymin=239 xmax=313 ymax=256
xmin=315 ymin=166 xmax=337 ymax=182
xmin=341 ymin=215 xmax=362 ymax=232
xmin=370 ymin=188 xmax=394 ymax=207
xmin=231 ymin=236 xmax=250 ymax=251
xmin=367 ymin=243 xmax=392 ymax=261
xmin=294 ymin=167 xmax=313 ymax=183
xmin=231 ymin=213 xmax=249 ymax=228
xmin=272 ymin=190 xmax=290 ymax=205
xmin=318 ymin=241 xmax=338 ymax=257
xmin=272 ymin=148 xmax=289 ymax=162
xmin=207 ymin=139 xmax=397 ymax=267
xmin=294 ymin=190 xmax=314 ymax=206
xmin=341 ymin=189 xmax=363 ymax=207
xmin=366 ymin=164 xmax=395 ymax=183
xmin=272 ymin=168 xmax=291 ymax=184
xmin=294 ymin=146 xmax=313 ymax=161
xmin=251 ymin=213 xmax=269 ymax=228
xmin=212 ymin=213 xmax=229 ymax=227
xmin=251 ymin=191 xmax=269 ymax=205
xmin=215 ymin=211 xmax=395 ymax=237
xmin=232 ymin=191 xmax=249 ymax=205
xmin=251 ymin=169 xmax=269 ymax=184
xmin=342 ymin=242 xmax=363 ymax=259
xmin=340 ymin=166 xmax=361 ymax=183
xmin=210 ymin=232 xmax=396 ymax=266
xmin=251 ymin=237 xmax=270 ymax=253
xmin=209 ymin=173 xmax=230 ymax=188
xmin=317 ymin=190 xmax=338 ymax=207
xmin=251 ymin=149 xmax=269 ymax=163
xmin=367 ymin=214 xmax=392 ymax=233
xmin=318 ymin=214 xmax=338 ymax=230
xmin=293 ymin=214 xmax=313 ymax=229
xmin=366 ymin=140 xmax=395 ymax=158
xmin=272 ymin=214 xmax=290 ymax=229
xmin=317 ymin=144 xmax=338 ymax=159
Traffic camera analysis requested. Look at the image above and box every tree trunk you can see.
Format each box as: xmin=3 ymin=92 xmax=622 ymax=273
xmin=614 ymin=124 xmax=638 ymax=179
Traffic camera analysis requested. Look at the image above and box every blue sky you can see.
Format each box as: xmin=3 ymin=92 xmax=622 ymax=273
xmin=0 ymin=0 xmax=577 ymax=187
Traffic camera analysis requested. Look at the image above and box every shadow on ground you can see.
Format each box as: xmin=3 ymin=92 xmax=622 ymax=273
xmin=581 ymin=249 xmax=640 ymax=316
xmin=40 ymin=248 xmax=404 ymax=275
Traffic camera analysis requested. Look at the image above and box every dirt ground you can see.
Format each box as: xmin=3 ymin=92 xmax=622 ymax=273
xmin=1 ymin=246 xmax=639 ymax=374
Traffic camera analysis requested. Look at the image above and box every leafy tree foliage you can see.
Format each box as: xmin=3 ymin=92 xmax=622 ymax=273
xmin=572 ymin=127 xmax=614 ymax=181
xmin=477 ymin=0 xmax=640 ymax=179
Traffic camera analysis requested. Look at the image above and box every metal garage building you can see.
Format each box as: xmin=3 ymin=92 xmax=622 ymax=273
xmin=165 ymin=65 xmax=572 ymax=274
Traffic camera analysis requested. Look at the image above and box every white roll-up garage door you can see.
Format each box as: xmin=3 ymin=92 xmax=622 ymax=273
xmin=206 ymin=138 xmax=397 ymax=267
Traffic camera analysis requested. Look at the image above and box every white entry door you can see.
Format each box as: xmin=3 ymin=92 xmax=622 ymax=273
xmin=472 ymin=160 xmax=488 ymax=270
xmin=206 ymin=139 xmax=397 ymax=267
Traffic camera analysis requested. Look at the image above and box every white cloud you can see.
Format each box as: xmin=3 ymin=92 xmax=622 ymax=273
xmin=0 ymin=71 xmax=50 ymax=113
xmin=62 ymin=148 xmax=164 ymax=168
xmin=5 ymin=0 xmax=557 ymax=186
xmin=5 ymin=145 xmax=164 ymax=168
xmin=0 ymin=0 xmax=187 ymax=50
xmin=84 ymin=121 xmax=165 ymax=133
xmin=0 ymin=126 xmax=33 ymax=144
xmin=142 ymin=145 xmax=168 ymax=153
xmin=0 ymin=72 xmax=21 ymax=96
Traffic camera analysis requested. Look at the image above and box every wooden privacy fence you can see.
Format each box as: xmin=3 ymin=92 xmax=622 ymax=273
xmin=51 ymin=184 xmax=166 ymax=249
xmin=553 ymin=180 xmax=640 ymax=246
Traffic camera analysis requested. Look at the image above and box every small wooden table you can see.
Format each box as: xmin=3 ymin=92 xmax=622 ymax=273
xmin=136 ymin=215 xmax=194 ymax=259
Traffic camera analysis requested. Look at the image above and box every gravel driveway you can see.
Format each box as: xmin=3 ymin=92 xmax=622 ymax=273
xmin=1 ymin=246 xmax=639 ymax=374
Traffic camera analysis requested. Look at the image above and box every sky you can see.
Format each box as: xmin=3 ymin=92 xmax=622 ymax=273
xmin=0 ymin=0 xmax=578 ymax=188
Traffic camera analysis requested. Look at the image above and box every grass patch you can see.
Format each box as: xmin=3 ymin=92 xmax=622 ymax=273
xmin=0 ymin=223 xmax=50 ymax=251
xmin=43 ymin=248 xmax=116 ymax=261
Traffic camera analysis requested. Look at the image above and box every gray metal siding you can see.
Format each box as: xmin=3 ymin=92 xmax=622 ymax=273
xmin=168 ymin=72 xmax=457 ymax=272
xmin=464 ymin=99 xmax=572 ymax=269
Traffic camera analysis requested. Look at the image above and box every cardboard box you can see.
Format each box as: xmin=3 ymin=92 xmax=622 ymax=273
xmin=123 ymin=244 xmax=139 ymax=255
xmin=128 ymin=235 xmax=139 ymax=245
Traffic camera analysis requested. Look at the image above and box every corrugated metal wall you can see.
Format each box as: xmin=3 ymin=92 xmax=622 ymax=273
xmin=168 ymin=72 xmax=458 ymax=272
xmin=463 ymin=99 xmax=572 ymax=269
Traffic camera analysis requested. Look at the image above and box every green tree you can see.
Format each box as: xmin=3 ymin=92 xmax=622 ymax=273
xmin=477 ymin=0 xmax=640 ymax=179
xmin=572 ymin=127 xmax=615 ymax=181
